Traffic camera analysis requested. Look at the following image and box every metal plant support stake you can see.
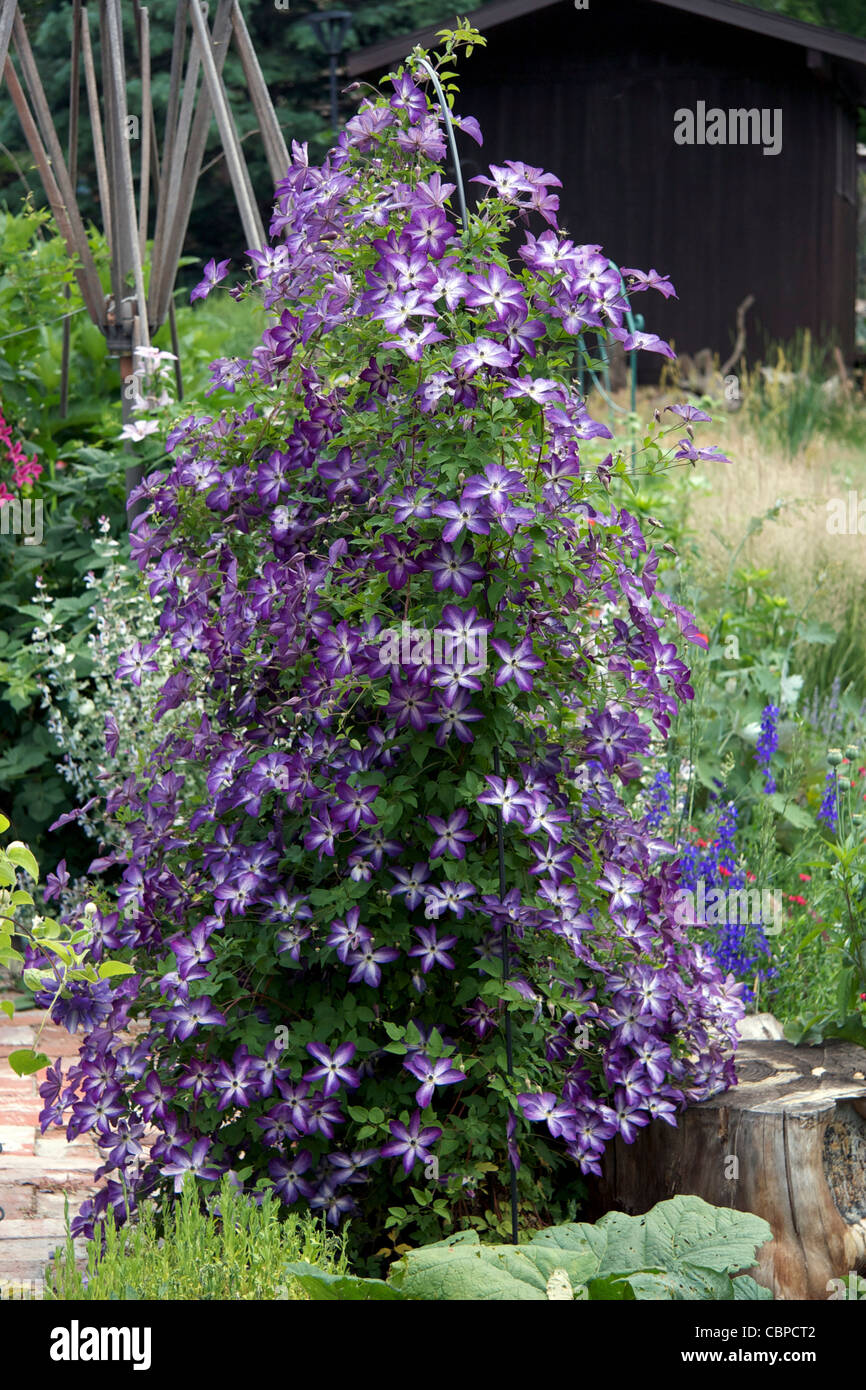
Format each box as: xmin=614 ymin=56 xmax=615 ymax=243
xmin=415 ymin=58 xmax=468 ymax=231
xmin=417 ymin=57 xmax=520 ymax=1244
xmin=576 ymin=264 xmax=644 ymax=469
xmin=492 ymin=746 xmax=521 ymax=1245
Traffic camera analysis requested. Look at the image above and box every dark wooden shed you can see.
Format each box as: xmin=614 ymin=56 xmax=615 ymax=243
xmin=348 ymin=0 xmax=866 ymax=366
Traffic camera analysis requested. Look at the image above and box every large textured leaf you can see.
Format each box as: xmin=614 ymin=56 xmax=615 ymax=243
xmin=621 ymin=1267 xmax=736 ymax=1301
xmin=733 ymin=1275 xmax=773 ymax=1300
xmin=390 ymin=1229 xmax=598 ymax=1301
xmin=283 ymin=1262 xmax=408 ymax=1301
xmin=584 ymin=1273 xmax=636 ymax=1301
xmin=392 ymin=1198 xmax=771 ymax=1301
xmin=529 ymin=1197 xmax=771 ymax=1280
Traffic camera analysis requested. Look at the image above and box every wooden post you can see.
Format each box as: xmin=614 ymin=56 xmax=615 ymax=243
xmin=188 ymin=0 xmax=264 ymax=249
xmin=79 ymin=1 xmax=113 ymax=249
xmin=137 ymin=5 xmax=151 ymax=260
xmin=0 ymin=2 xmax=16 ymax=80
xmin=150 ymin=0 xmax=235 ymax=329
xmin=102 ymin=0 xmax=150 ymax=347
xmin=0 ymin=0 xmax=285 ymax=439
xmin=230 ymin=0 xmax=289 ymax=183
xmin=3 ymin=59 xmax=103 ymax=325
xmin=59 ymin=0 xmax=82 ymax=420
xmin=591 ymin=1036 xmax=866 ymax=1300
xmin=147 ymin=0 xmax=188 ymax=310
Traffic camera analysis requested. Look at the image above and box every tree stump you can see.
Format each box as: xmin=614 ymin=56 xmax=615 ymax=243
xmin=591 ymin=1038 xmax=866 ymax=1300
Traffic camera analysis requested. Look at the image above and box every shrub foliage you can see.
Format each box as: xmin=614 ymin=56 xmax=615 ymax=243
xmin=33 ymin=35 xmax=743 ymax=1255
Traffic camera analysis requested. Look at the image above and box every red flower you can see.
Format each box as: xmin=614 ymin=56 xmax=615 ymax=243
xmin=798 ymin=873 xmax=811 ymax=881
xmin=717 ymin=865 xmax=730 ymax=878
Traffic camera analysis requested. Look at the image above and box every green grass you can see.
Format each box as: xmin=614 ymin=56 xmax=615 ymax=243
xmin=46 ymin=1174 xmax=350 ymax=1301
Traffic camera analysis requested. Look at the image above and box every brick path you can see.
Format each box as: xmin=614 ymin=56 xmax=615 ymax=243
xmin=0 ymin=1005 xmax=96 ymax=1297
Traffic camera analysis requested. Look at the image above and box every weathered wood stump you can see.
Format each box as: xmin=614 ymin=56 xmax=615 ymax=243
xmin=591 ymin=1034 xmax=866 ymax=1300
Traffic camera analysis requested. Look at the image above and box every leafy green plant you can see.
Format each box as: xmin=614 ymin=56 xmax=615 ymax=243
xmin=288 ymin=1196 xmax=773 ymax=1301
xmin=40 ymin=32 xmax=752 ymax=1264
xmin=740 ymin=333 xmax=866 ymax=458
xmin=46 ymin=1173 xmax=349 ymax=1300
xmin=0 ymin=203 xmax=259 ymax=861
xmin=0 ymin=810 xmax=134 ymax=1076
xmin=781 ymin=752 xmax=866 ymax=1047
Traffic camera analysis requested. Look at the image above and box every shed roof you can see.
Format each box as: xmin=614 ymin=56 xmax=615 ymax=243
xmin=347 ymin=0 xmax=866 ymax=87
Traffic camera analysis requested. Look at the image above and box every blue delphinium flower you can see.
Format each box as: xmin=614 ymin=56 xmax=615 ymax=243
xmin=755 ymin=703 xmax=779 ymax=794
xmin=676 ymin=840 xmax=701 ymax=894
xmin=645 ymin=769 xmax=672 ymax=831
xmin=712 ymin=919 xmax=776 ymax=1002
xmin=818 ymin=770 xmax=839 ymax=831
xmin=677 ymin=792 xmax=771 ymax=998
xmin=715 ymin=801 xmax=745 ymax=889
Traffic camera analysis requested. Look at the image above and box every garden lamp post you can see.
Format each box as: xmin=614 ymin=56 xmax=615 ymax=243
xmin=306 ymin=9 xmax=352 ymax=133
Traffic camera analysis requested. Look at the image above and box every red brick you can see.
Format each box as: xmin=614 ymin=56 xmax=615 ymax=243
xmin=0 ymin=1125 xmax=35 ymax=1155
xmin=0 ymin=1103 xmax=42 ymax=1127
xmin=0 ymin=1069 xmax=38 ymax=1094
xmin=35 ymin=1190 xmax=93 ymax=1219
xmin=0 ymin=1256 xmax=54 ymax=1282
xmin=0 ymin=1185 xmax=35 ymax=1217
xmin=33 ymin=1134 xmax=98 ymax=1159
xmin=1 ymin=1218 xmax=75 ymax=1238
xmin=0 ymin=1155 xmax=99 ymax=1179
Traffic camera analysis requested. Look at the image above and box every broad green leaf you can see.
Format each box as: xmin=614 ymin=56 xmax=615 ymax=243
xmin=392 ymin=1198 xmax=772 ymax=1301
xmin=98 ymin=961 xmax=136 ymax=979
xmin=733 ymin=1275 xmax=773 ymax=1300
xmin=8 ymin=1049 xmax=50 ymax=1076
xmin=797 ymin=925 xmax=828 ymax=951
xmin=35 ymin=939 xmax=76 ymax=967
xmin=531 ymin=1197 xmax=771 ymax=1281
xmin=819 ymin=1013 xmax=866 ymax=1048
xmin=390 ymin=1229 xmax=596 ymax=1301
xmin=585 ymin=1273 xmax=637 ymax=1300
xmin=0 ymin=999 xmax=13 ymax=1020
xmin=766 ymin=793 xmax=814 ymax=830
xmin=5 ymin=841 xmax=39 ymax=882
xmin=283 ymin=1262 xmax=408 ymax=1300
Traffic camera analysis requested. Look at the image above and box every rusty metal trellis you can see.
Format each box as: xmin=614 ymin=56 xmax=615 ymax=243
xmin=0 ymin=0 xmax=288 ymax=508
